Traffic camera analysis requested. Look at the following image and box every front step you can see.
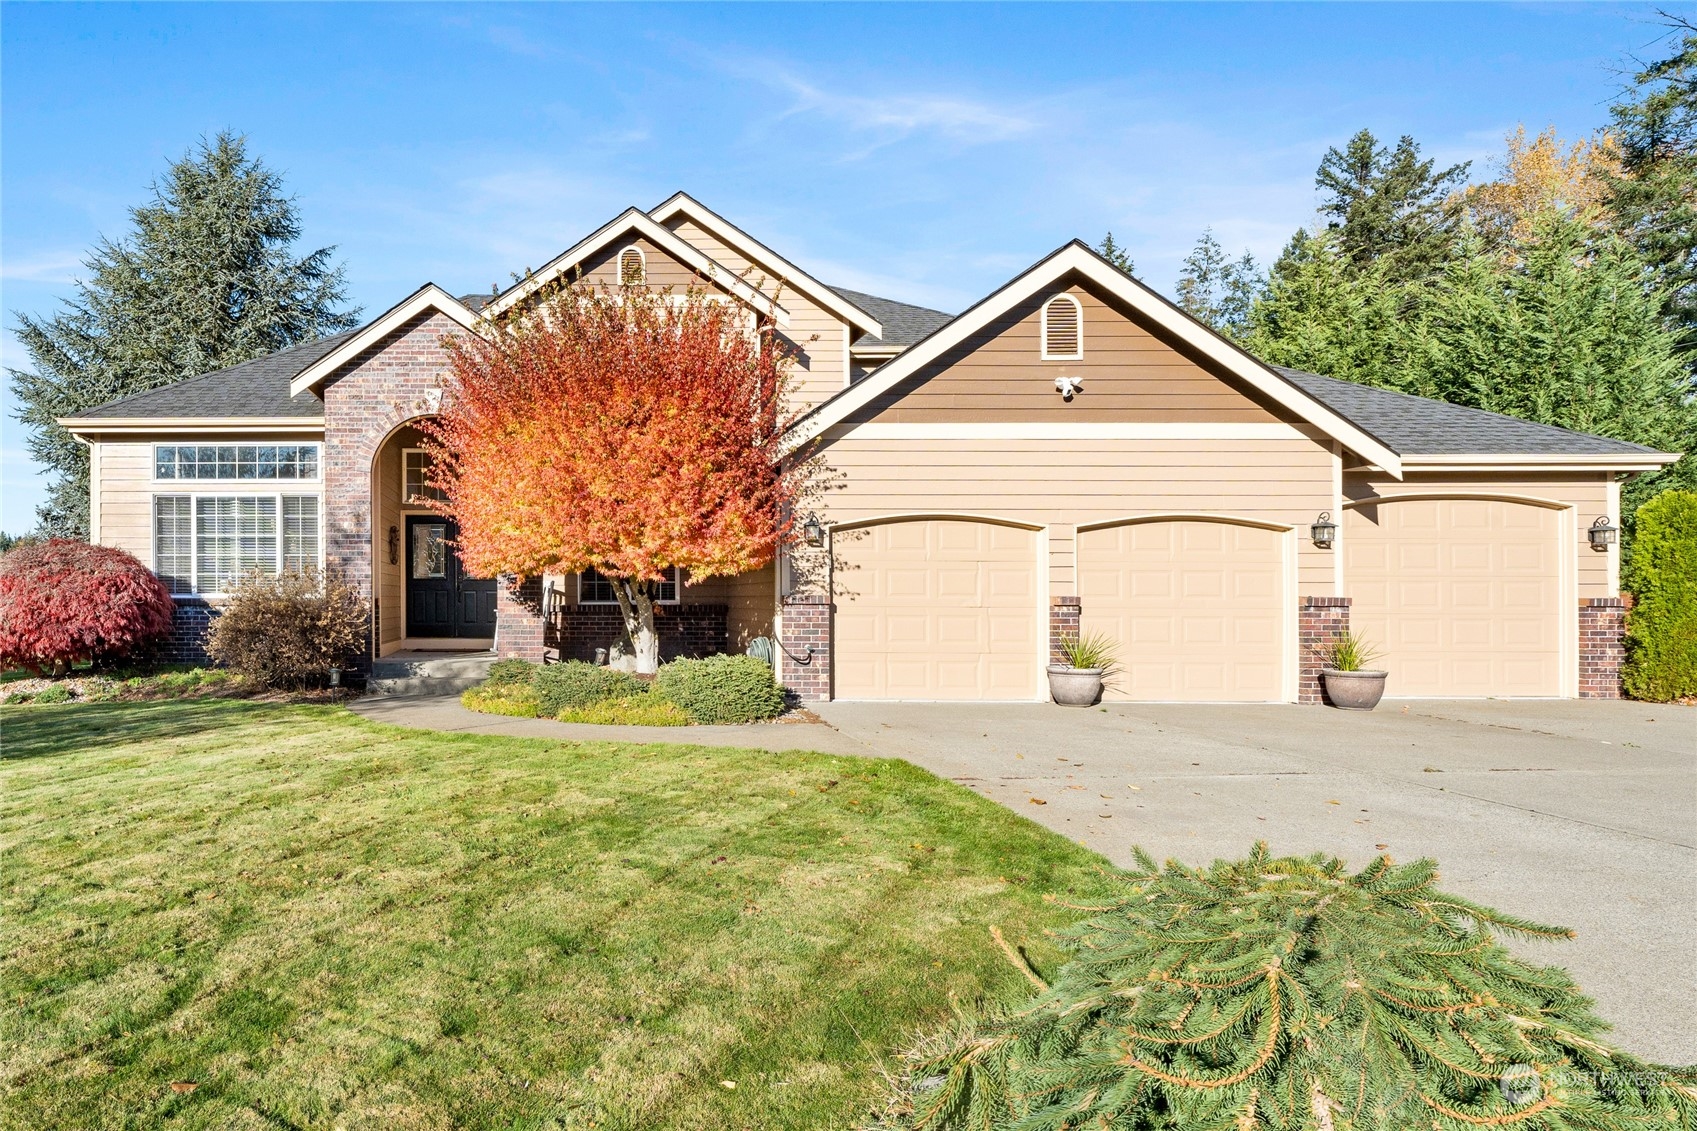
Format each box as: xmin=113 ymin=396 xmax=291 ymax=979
xmin=366 ymin=650 xmax=496 ymax=698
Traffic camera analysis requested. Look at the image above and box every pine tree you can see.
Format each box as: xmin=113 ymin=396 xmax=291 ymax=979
xmin=8 ymin=132 xmax=360 ymax=536
xmin=1606 ymin=14 xmax=1697 ymax=363
xmin=877 ymin=845 xmax=1697 ymax=1130
xmin=1098 ymin=233 xmax=1136 ymax=276
xmin=1316 ymin=129 xmax=1471 ymax=284
xmin=1176 ymin=228 xmax=1262 ymax=342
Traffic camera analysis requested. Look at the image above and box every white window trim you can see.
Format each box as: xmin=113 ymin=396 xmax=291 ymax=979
xmin=150 ymin=442 xmax=323 ymax=485
xmin=400 ymin=447 xmax=447 ymax=508
xmin=577 ymin=565 xmax=681 ymax=606
xmin=151 ymin=490 xmax=325 ymax=599
xmin=1040 ymin=294 xmax=1083 ymax=361
xmin=618 ymin=244 xmax=647 ymax=286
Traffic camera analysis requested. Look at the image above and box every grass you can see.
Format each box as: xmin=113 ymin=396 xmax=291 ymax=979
xmin=0 ymin=700 xmax=1113 ymax=1130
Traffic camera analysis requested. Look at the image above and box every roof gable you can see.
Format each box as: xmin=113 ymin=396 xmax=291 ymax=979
xmin=845 ymin=279 xmax=1294 ymax=425
xmin=650 ymin=193 xmax=881 ymax=337
xmin=790 ymin=241 xmax=1406 ymax=476
xmin=481 ymin=207 xmax=790 ymax=327
xmin=289 ymin=284 xmax=482 ymax=397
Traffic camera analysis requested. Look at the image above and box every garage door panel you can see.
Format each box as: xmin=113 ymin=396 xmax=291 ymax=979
xmin=833 ymin=519 xmax=1039 ymax=700
xmin=1080 ymin=520 xmax=1285 ymax=703
xmin=1345 ymin=499 xmax=1560 ymax=697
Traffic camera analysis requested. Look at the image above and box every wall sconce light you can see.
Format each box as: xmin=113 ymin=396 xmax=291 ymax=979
xmin=802 ymin=515 xmax=826 ymax=548
xmin=1310 ymin=511 xmax=1338 ymax=549
xmin=1588 ymin=516 xmax=1618 ymax=551
xmin=388 ymin=525 xmax=400 ymax=565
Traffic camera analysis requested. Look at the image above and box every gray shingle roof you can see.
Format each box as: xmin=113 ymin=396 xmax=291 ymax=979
xmin=1274 ymin=366 xmax=1661 ymax=457
xmin=834 ymin=287 xmax=955 ymax=349
xmin=68 ymin=332 xmax=358 ymax=420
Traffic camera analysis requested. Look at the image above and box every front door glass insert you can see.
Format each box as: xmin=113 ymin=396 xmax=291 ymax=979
xmin=412 ymin=523 xmax=447 ymax=579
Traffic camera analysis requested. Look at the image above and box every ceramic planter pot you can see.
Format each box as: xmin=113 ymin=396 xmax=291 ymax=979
xmin=1048 ymin=664 xmax=1104 ymax=707
xmin=1321 ymin=669 xmax=1388 ymax=711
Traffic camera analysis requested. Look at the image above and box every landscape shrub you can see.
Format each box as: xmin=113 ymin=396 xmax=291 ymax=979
xmin=204 ymin=570 xmax=368 ymax=689
xmin=872 ymin=845 xmax=1697 ymax=1131
xmin=1623 ymin=489 xmax=1697 ymax=701
xmin=0 ymin=540 xmax=175 ymax=676
xmin=462 ymin=682 xmax=540 ymax=718
xmin=654 ymin=654 xmax=785 ymax=724
xmin=533 ymin=660 xmax=647 ymax=717
xmin=554 ymin=694 xmax=689 ymax=726
xmin=486 ymin=658 xmax=538 ymax=689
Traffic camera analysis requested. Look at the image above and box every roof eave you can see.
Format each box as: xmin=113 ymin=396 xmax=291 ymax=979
xmin=649 ymin=192 xmax=882 ymax=338
xmin=482 ymin=207 xmax=792 ymax=328
xmin=60 ymin=416 xmax=326 ymax=437
xmin=1396 ymin=451 xmax=1681 ymax=472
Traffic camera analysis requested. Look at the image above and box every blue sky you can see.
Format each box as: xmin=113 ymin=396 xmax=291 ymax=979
xmin=1 ymin=2 xmax=1680 ymax=531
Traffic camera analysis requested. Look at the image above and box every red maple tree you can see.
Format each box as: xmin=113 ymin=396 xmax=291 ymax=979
xmin=424 ymin=282 xmax=800 ymax=672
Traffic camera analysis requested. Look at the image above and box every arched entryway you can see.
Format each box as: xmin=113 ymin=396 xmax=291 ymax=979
xmin=369 ymin=419 xmax=496 ymax=656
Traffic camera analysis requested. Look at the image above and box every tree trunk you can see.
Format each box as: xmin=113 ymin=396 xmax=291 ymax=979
xmin=612 ymin=578 xmax=662 ymax=674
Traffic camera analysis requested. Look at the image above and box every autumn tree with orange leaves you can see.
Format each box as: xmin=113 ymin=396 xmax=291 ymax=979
xmin=424 ymin=282 xmax=798 ymax=673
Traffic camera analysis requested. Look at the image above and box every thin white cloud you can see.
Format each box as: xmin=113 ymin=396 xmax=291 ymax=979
xmin=0 ymin=251 xmax=84 ymax=285
xmin=486 ymin=25 xmax=551 ymax=59
xmin=773 ymin=75 xmax=1035 ymax=150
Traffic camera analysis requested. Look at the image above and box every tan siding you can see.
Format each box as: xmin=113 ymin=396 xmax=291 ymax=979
xmin=851 ymin=280 xmax=1300 ymax=424
xmin=683 ymin=562 xmax=776 ymax=650
xmin=373 ymin=424 xmax=440 ymax=650
xmin=665 ymin=217 xmax=850 ymax=411
xmin=1345 ymin=470 xmax=1613 ymax=598
xmin=815 ymin=436 xmax=1335 ymax=593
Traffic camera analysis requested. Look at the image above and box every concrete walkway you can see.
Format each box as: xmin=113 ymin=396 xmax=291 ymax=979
xmin=352 ymin=692 xmax=1696 ymax=1062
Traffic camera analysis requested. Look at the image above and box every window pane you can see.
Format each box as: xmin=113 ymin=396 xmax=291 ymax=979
xmin=154 ymin=496 xmax=193 ymax=594
xmin=299 ymin=445 xmax=319 ymax=479
xmin=404 ymin=450 xmax=445 ymax=503
xmin=580 ymin=566 xmax=677 ymax=603
xmin=195 ymin=496 xmax=278 ymax=592
xmin=412 ymin=524 xmax=447 ymax=579
xmin=155 ymin=446 xmax=176 ymax=479
xmin=282 ymin=496 xmax=320 ymax=573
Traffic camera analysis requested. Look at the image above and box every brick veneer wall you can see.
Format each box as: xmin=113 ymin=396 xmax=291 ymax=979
xmin=1298 ymin=596 xmax=1352 ymax=705
xmin=495 ymin=576 xmax=547 ymax=661
xmin=321 ymin=310 xmax=464 ymax=666
xmin=1579 ymin=596 xmax=1630 ymax=699
xmin=162 ymin=601 xmax=217 ymax=665
xmin=546 ymin=603 xmax=728 ymax=663
xmin=778 ymin=593 xmax=831 ymax=701
xmin=1049 ymin=596 xmax=1080 ymax=664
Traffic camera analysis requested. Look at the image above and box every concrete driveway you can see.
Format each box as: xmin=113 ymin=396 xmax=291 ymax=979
xmin=816 ymin=698 xmax=1697 ymax=1064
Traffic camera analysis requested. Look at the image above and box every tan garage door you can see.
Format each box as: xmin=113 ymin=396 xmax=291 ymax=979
xmin=833 ymin=519 xmax=1039 ymax=700
xmin=1345 ymin=498 xmax=1562 ymax=697
xmin=1078 ymin=520 xmax=1286 ymax=702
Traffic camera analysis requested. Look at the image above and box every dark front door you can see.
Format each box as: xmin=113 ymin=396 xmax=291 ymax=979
xmin=406 ymin=516 xmax=497 ymax=638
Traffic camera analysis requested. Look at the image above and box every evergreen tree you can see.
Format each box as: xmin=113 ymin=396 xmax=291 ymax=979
xmin=1242 ymin=231 xmax=1422 ymax=394
xmin=1315 ymin=129 xmax=1471 ymax=283
xmin=1607 ymin=14 xmax=1697 ymax=362
xmin=1098 ymin=232 xmax=1136 ymax=276
xmin=1175 ymin=228 xmax=1263 ymax=341
xmin=878 ymin=846 xmax=1697 ymax=1131
xmin=8 ymin=132 xmax=360 ymax=536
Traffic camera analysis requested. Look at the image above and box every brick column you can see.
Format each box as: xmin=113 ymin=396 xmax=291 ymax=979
xmin=1578 ymin=596 xmax=1629 ymax=699
xmin=495 ymin=575 xmax=546 ymax=661
xmin=1049 ymin=596 xmax=1080 ymax=664
xmin=1298 ymin=596 xmax=1352 ymax=705
xmin=778 ymin=593 xmax=831 ymax=701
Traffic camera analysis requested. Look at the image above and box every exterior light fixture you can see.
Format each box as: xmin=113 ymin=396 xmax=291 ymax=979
xmin=388 ymin=525 xmax=401 ymax=565
xmin=1588 ymin=516 xmax=1618 ymax=551
xmin=802 ymin=515 xmax=826 ymax=548
xmin=328 ymin=666 xmax=343 ymax=690
xmin=1310 ymin=511 xmax=1338 ymax=549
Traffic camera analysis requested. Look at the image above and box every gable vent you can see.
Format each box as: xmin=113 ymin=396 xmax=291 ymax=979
xmin=619 ymin=245 xmax=646 ymax=286
xmin=1041 ymin=294 xmax=1082 ymax=360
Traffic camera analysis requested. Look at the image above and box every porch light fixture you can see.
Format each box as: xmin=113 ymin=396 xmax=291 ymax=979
xmin=1310 ymin=511 xmax=1338 ymax=549
xmin=1588 ymin=516 xmax=1618 ymax=551
xmin=388 ymin=525 xmax=400 ymax=565
xmin=802 ymin=514 xmax=826 ymax=548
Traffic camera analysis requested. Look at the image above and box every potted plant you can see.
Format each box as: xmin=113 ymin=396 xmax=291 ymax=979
xmin=1319 ymin=630 xmax=1388 ymax=710
xmin=1048 ymin=631 xmax=1118 ymax=707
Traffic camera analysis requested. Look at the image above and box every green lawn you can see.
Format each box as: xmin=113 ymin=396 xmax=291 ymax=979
xmin=1 ymin=700 xmax=1112 ymax=1130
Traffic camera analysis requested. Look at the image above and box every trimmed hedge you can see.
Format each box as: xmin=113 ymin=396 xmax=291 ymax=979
xmin=462 ymin=683 xmax=540 ymax=718
xmin=1623 ymin=489 xmax=1697 ymax=701
xmin=533 ymin=660 xmax=647 ymax=717
xmin=654 ymin=654 xmax=785 ymax=724
xmin=555 ymin=695 xmax=689 ymax=726
xmin=486 ymin=658 xmax=538 ymax=689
